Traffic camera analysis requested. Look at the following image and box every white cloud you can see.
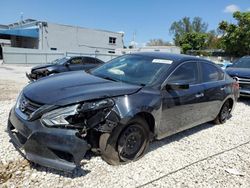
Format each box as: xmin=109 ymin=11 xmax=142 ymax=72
xmin=247 ymin=8 xmax=250 ymax=12
xmin=224 ymin=4 xmax=240 ymax=13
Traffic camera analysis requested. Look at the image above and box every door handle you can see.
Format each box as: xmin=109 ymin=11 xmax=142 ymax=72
xmin=220 ymin=87 xmax=226 ymax=91
xmin=195 ymin=93 xmax=204 ymax=98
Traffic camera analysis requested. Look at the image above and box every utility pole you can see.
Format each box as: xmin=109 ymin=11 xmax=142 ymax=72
xmin=20 ymin=12 xmax=24 ymax=27
xmin=132 ymin=31 xmax=137 ymax=48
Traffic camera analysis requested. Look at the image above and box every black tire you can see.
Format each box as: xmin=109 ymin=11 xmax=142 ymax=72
xmin=99 ymin=116 xmax=150 ymax=165
xmin=214 ymin=100 xmax=232 ymax=124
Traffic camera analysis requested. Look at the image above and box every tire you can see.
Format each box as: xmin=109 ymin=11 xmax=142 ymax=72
xmin=213 ymin=100 xmax=232 ymax=124
xmin=99 ymin=116 xmax=150 ymax=165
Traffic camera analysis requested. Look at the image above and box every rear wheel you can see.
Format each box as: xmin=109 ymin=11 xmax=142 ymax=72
xmin=99 ymin=117 xmax=150 ymax=165
xmin=214 ymin=100 xmax=232 ymax=124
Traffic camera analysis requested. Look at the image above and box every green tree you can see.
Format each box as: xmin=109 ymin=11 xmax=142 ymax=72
xmin=146 ymin=39 xmax=172 ymax=46
xmin=219 ymin=11 xmax=250 ymax=57
xmin=170 ymin=17 xmax=208 ymax=45
xmin=192 ymin=17 xmax=208 ymax=33
xmin=206 ymin=30 xmax=222 ymax=49
xmin=179 ymin=32 xmax=208 ymax=53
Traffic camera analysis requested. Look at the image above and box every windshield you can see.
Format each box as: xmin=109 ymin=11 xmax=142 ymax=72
xmin=91 ymin=54 xmax=172 ymax=86
xmin=52 ymin=57 xmax=71 ymax=65
xmin=232 ymin=57 xmax=250 ymax=68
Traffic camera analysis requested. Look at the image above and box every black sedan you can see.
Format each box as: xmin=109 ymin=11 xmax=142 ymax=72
xmin=226 ymin=56 xmax=250 ymax=97
xmin=26 ymin=56 xmax=104 ymax=81
xmin=8 ymin=52 xmax=239 ymax=171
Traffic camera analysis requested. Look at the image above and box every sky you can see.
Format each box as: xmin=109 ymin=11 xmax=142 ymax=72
xmin=0 ymin=0 xmax=249 ymax=47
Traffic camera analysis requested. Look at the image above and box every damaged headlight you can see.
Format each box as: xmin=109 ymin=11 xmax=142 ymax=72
xmin=79 ymin=98 xmax=114 ymax=112
xmin=33 ymin=68 xmax=48 ymax=73
xmin=41 ymin=104 xmax=79 ymax=126
xmin=41 ymin=99 xmax=114 ymax=127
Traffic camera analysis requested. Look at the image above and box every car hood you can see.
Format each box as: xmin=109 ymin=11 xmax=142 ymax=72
xmin=23 ymin=71 xmax=142 ymax=105
xmin=226 ymin=67 xmax=250 ymax=79
xmin=31 ymin=64 xmax=55 ymax=71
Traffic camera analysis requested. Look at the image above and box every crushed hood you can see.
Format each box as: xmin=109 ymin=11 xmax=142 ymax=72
xmin=23 ymin=71 xmax=141 ymax=105
xmin=31 ymin=64 xmax=55 ymax=71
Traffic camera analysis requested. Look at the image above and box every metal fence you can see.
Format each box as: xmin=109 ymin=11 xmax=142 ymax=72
xmin=2 ymin=47 xmax=119 ymax=64
xmin=3 ymin=51 xmax=65 ymax=64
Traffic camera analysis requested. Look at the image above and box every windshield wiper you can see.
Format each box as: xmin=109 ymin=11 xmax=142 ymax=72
xmin=102 ymin=76 xmax=118 ymax=82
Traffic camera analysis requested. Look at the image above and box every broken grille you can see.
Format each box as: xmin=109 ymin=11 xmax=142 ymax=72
xmin=18 ymin=95 xmax=42 ymax=118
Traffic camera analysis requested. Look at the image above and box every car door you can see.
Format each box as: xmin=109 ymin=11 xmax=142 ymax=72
xmin=158 ymin=61 xmax=206 ymax=138
xmin=199 ymin=62 xmax=228 ymax=120
xmin=67 ymin=57 xmax=84 ymax=71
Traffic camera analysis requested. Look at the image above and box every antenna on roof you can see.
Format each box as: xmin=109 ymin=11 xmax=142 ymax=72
xmin=130 ymin=31 xmax=137 ymax=48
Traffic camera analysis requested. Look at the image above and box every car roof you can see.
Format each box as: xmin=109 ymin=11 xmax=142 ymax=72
xmin=66 ymin=56 xmax=103 ymax=61
xmin=132 ymin=52 xmax=207 ymax=63
xmin=68 ymin=56 xmax=94 ymax=58
xmin=242 ymin=56 xmax=250 ymax=59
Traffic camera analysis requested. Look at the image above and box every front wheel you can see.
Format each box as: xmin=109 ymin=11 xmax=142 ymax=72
xmin=214 ymin=100 xmax=232 ymax=124
xmin=99 ymin=117 xmax=150 ymax=165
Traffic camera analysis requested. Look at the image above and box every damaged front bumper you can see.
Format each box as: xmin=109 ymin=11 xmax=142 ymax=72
xmin=7 ymin=108 xmax=90 ymax=171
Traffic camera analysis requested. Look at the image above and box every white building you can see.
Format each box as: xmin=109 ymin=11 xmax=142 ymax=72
xmin=0 ymin=19 xmax=124 ymax=63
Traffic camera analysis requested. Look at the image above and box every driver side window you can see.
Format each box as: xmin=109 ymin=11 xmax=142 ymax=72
xmin=167 ymin=62 xmax=199 ymax=84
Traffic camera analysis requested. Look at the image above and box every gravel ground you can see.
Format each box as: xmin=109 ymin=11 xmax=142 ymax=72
xmin=0 ymin=64 xmax=250 ymax=187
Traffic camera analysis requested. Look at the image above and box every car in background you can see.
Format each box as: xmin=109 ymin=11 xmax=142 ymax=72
xmin=217 ymin=61 xmax=233 ymax=70
xmin=226 ymin=56 xmax=250 ymax=97
xmin=8 ymin=52 xmax=239 ymax=171
xmin=26 ymin=56 xmax=104 ymax=81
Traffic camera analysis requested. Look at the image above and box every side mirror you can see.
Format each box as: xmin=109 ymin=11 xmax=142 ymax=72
xmin=65 ymin=62 xmax=70 ymax=66
xmin=165 ymin=83 xmax=189 ymax=90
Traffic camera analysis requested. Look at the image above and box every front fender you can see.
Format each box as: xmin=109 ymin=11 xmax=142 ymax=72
xmin=112 ymin=92 xmax=162 ymax=130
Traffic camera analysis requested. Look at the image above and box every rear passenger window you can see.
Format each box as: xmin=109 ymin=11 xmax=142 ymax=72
xmin=168 ymin=62 xmax=199 ymax=84
xmin=201 ymin=63 xmax=224 ymax=82
xmin=84 ymin=58 xmax=97 ymax=64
